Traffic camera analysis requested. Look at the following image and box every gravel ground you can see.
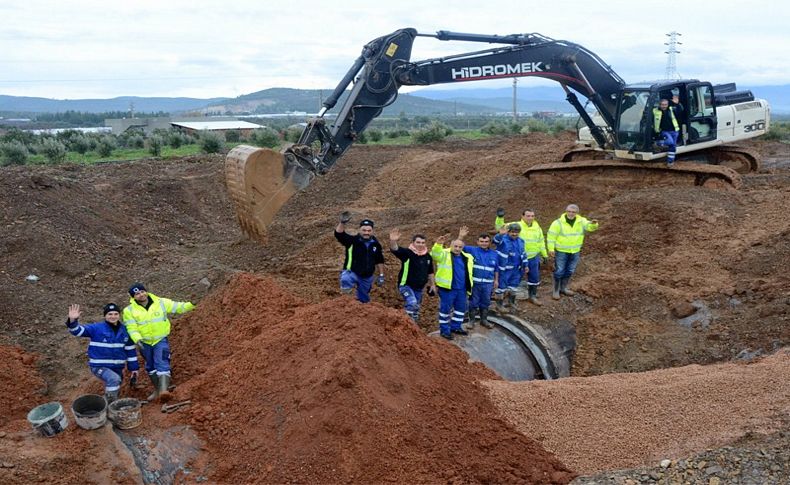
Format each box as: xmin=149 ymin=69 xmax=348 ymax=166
xmin=483 ymin=349 xmax=790 ymax=475
xmin=572 ymin=420 xmax=790 ymax=484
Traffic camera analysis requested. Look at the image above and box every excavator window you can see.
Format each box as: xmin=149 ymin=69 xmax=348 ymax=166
xmin=616 ymin=90 xmax=650 ymax=145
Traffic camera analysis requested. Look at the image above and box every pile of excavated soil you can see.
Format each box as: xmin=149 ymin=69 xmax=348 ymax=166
xmin=0 ymin=345 xmax=47 ymax=428
xmin=484 ymin=349 xmax=790 ymax=474
xmin=170 ymin=273 xmax=575 ymax=484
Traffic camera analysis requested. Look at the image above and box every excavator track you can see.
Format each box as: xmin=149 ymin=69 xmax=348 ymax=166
xmin=704 ymin=144 xmax=761 ymax=174
xmin=225 ymin=145 xmax=315 ymax=241
xmin=525 ymin=159 xmax=743 ymax=188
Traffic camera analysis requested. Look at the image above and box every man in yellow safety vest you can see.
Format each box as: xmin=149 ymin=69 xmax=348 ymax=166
xmin=546 ymin=204 xmax=599 ymax=300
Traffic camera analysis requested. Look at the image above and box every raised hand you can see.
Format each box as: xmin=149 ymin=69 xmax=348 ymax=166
xmin=389 ymin=228 xmax=401 ymax=241
xmin=339 ymin=211 xmax=352 ymax=223
xmin=458 ymin=226 xmax=469 ymax=239
xmin=68 ymin=304 xmax=81 ymax=322
xmin=435 ymin=233 xmax=451 ymax=245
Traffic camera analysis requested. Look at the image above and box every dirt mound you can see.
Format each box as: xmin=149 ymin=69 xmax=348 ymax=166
xmin=0 ymin=345 xmax=47 ymax=428
xmin=171 ymin=273 xmax=574 ymax=484
xmin=484 ymin=349 xmax=790 ymax=474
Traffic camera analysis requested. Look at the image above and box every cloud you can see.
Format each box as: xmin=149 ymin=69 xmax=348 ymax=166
xmin=1 ymin=0 xmax=788 ymax=98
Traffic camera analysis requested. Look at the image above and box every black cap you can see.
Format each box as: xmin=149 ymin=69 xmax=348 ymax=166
xmin=103 ymin=303 xmax=120 ymax=315
xmin=128 ymin=283 xmax=146 ymax=296
xmin=359 ymin=219 xmax=374 ymax=228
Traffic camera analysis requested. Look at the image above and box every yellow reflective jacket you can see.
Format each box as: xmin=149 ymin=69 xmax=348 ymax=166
xmin=494 ymin=216 xmax=548 ymax=258
xmin=430 ymin=243 xmax=474 ymax=294
xmin=653 ymin=106 xmax=679 ymax=133
xmin=546 ymin=214 xmax=599 ymax=254
xmin=122 ymin=293 xmax=194 ymax=345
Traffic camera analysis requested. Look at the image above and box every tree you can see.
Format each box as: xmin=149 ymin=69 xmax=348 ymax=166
xmin=250 ymin=128 xmax=280 ymax=148
xmin=0 ymin=141 xmax=29 ymax=165
xmin=97 ymin=136 xmax=117 ymax=157
xmin=200 ymin=132 xmax=225 ymax=153
xmin=147 ymin=135 xmax=164 ymax=157
xmin=224 ymin=129 xmax=241 ymax=142
xmin=39 ymin=138 xmax=67 ymax=163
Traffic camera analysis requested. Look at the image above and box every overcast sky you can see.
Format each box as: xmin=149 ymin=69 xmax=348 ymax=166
xmin=1 ymin=0 xmax=788 ymax=100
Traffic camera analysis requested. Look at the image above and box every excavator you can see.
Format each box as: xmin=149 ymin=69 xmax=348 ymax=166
xmin=226 ymin=28 xmax=770 ymax=240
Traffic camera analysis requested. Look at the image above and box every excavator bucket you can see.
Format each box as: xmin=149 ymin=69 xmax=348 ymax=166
xmin=225 ymin=145 xmax=315 ymax=241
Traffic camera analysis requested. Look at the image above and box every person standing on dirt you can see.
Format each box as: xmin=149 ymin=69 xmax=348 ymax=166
xmin=653 ymin=98 xmax=680 ymax=166
xmin=494 ymin=208 xmax=548 ymax=306
xmin=547 ymin=204 xmax=599 ymax=300
xmin=431 ymin=232 xmax=474 ymax=340
xmin=457 ymin=226 xmax=498 ymax=329
xmin=335 ymin=212 xmax=385 ymax=304
xmin=493 ymin=223 xmax=529 ymax=312
xmin=66 ymin=303 xmax=139 ymax=404
xmin=123 ymin=283 xmax=194 ymax=402
xmin=389 ymin=228 xmax=436 ymax=323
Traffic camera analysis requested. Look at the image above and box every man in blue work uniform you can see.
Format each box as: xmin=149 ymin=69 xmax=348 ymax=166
xmin=66 ymin=303 xmax=139 ymax=403
xmin=334 ymin=211 xmax=385 ymax=303
xmin=493 ymin=223 xmax=529 ymax=312
xmin=458 ymin=226 xmax=498 ymax=329
xmin=389 ymin=228 xmax=436 ymax=323
xmin=431 ymin=233 xmax=474 ymax=340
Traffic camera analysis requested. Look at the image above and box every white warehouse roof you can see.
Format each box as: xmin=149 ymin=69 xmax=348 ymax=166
xmin=171 ymin=120 xmax=263 ymax=131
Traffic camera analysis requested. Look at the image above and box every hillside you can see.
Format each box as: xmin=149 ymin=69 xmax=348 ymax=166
xmin=0 ymin=95 xmax=227 ymax=114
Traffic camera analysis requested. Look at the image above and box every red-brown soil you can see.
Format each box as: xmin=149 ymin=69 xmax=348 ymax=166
xmin=1 ymin=134 xmax=789 ymax=483
xmin=168 ymin=273 xmax=573 ymax=483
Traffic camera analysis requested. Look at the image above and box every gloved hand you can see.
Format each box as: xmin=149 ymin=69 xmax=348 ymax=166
xmin=496 ymin=207 xmax=506 ymax=217
xmin=185 ymin=302 xmax=195 ymax=311
xmin=376 ymin=274 xmax=385 ymax=287
xmin=339 ymin=211 xmax=352 ymax=223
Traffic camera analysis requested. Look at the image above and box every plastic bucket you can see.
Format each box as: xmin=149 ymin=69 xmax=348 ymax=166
xmin=71 ymin=394 xmax=108 ymax=430
xmin=108 ymin=398 xmax=142 ymax=429
xmin=27 ymin=402 xmax=69 ymax=438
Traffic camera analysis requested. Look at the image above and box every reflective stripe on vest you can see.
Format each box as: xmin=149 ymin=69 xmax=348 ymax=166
xmin=653 ymin=106 xmax=679 ymax=133
xmin=400 ymin=259 xmax=410 ymax=286
xmin=345 ymin=245 xmax=353 ymax=270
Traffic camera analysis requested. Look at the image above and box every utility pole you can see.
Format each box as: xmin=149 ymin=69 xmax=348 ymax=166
xmin=664 ymin=31 xmax=682 ymax=79
xmin=512 ymin=78 xmax=518 ymax=122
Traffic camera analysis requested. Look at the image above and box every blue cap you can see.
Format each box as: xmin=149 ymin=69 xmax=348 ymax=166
xmin=128 ymin=283 xmax=146 ymax=296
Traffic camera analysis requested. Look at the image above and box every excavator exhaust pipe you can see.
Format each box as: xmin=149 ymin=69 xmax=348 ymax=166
xmin=225 ymin=145 xmax=315 ymax=241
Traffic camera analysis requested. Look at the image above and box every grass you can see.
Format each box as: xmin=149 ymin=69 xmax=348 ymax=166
xmin=23 ymin=143 xmax=246 ymax=165
xmin=366 ymin=129 xmax=494 ymax=146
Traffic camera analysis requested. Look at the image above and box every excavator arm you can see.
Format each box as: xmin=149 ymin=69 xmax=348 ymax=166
xmin=227 ymin=28 xmax=627 ymax=240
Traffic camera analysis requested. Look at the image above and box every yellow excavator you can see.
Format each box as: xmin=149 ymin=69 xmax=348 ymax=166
xmin=226 ymin=28 xmax=770 ymax=240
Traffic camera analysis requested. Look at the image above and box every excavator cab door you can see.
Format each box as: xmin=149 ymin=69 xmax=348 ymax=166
xmin=685 ymin=82 xmax=717 ymax=145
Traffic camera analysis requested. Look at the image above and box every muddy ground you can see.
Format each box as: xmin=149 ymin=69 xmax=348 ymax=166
xmin=0 ymin=133 xmax=788 ymax=483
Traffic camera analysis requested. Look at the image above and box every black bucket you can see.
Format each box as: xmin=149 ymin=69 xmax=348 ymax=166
xmin=71 ymin=394 xmax=108 ymax=430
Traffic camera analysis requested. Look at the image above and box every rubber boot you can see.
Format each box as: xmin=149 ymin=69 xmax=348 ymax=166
xmin=147 ymin=373 xmax=160 ymax=402
xmin=560 ymin=277 xmax=575 ymax=296
xmin=495 ymin=293 xmax=506 ymax=312
xmin=466 ymin=308 xmax=478 ymax=329
xmin=480 ymin=309 xmax=493 ymax=329
xmin=105 ymin=390 xmax=119 ymax=405
xmin=508 ymin=294 xmax=519 ymax=312
xmin=158 ymin=374 xmax=172 ymax=403
xmin=528 ymin=285 xmax=543 ymax=306
xmin=552 ymin=278 xmax=561 ymax=300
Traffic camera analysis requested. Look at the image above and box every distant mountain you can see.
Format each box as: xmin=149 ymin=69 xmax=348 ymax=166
xmin=206 ymin=88 xmax=503 ymax=115
xmin=412 ymin=84 xmax=790 ymax=113
xmin=0 ymin=95 xmax=228 ymax=114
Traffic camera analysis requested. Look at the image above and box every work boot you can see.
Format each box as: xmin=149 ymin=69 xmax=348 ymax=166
xmin=147 ymin=374 xmax=160 ymax=402
xmin=528 ymin=286 xmax=543 ymax=306
xmin=451 ymin=328 xmax=469 ymax=336
xmin=560 ymin=277 xmax=575 ymax=296
xmin=466 ymin=308 xmax=478 ymax=329
xmin=158 ymin=374 xmax=172 ymax=403
xmin=508 ymin=294 xmax=519 ymax=312
xmin=480 ymin=309 xmax=493 ymax=329
xmin=552 ymin=278 xmax=561 ymax=300
xmin=105 ymin=390 xmax=119 ymax=405
xmin=440 ymin=332 xmax=454 ymax=341
xmin=495 ymin=293 xmax=506 ymax=312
